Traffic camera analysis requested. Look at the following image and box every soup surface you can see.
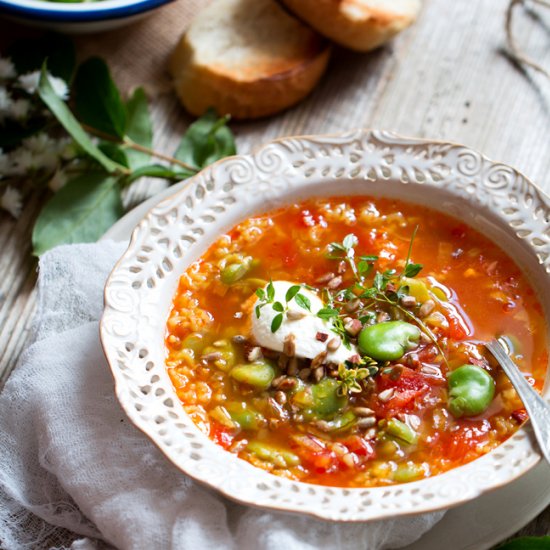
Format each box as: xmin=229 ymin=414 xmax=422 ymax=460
xmin=165 ymin=197 xmax=548 ymax=487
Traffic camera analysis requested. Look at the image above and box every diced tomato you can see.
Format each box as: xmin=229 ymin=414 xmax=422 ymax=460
xmin=210 ymin=422 xmax=235 ymax=450
xmin=339 ymin=435 xmax=375 ymax=459
xmin=438 ymin=421 xmax=491 ymax=462
xmin=511 ymin=409 xmax=528 ymax=424
xmin=374 ymin=367 xmax=433 ymax=417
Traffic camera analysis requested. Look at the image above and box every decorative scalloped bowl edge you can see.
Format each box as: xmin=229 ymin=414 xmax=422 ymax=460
xmin=100 ymin=130 xmax=550 ymax=522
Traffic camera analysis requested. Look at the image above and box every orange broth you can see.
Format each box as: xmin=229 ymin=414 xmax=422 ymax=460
xmin=165 ymin=197 xmax=548 ymax=487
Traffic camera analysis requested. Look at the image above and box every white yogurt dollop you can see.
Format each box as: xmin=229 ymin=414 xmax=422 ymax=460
xmin=251 ymin=281 xmax=358 ymax=364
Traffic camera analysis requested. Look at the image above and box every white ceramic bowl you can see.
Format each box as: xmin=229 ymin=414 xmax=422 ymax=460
xmin=0 ymin=0 xmax=173 ymax=33
xmin=100 ymin=130 xmax=550 ymax=522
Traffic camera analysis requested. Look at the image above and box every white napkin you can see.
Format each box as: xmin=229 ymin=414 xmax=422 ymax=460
xmin=0 ymin=241 xmax=445 ymax=550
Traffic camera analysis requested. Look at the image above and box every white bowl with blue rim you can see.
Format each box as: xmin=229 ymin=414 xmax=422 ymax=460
xmin=0 ymin=0 xmax=174 ymax=33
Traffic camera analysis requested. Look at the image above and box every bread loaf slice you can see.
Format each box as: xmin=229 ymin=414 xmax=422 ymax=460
xmin=279 ymin=0 xmax=421 ymax=52
xmin=170 ymin=0 xmax=331 ymax=120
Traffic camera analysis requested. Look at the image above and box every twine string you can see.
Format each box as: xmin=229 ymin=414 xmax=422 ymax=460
xmin=506 ymin=0 xmax=550 ymax=78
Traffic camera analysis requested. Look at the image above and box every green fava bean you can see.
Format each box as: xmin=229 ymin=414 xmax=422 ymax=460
xmin=358 ymin=321 xmax=421 ymax=361
xmin=230 ymin=360 xmax=276 ymax=390
xmin=310 ymin=378 xmax=348 ymax=417
xmin=447 ymin=364 xmax=495 ymax=418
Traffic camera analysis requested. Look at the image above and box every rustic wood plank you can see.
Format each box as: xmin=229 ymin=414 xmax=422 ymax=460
xmin=0 ymin=0 xmax=549 ymax=543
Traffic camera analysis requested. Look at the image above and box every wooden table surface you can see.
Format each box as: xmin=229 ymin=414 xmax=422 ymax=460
xmin=1 ymin=0 xmax=549 ymax=546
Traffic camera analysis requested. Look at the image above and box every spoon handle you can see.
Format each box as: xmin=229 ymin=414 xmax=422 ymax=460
xmin=486 ymin=340 xmax=550 ymax=464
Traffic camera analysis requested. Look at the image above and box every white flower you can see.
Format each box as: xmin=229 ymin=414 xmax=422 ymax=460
xmin=9 ymin=98 xmax=31 ymax=120
xmin=0 ymin=86 xmax=12 ymax=122
xmin=7 ymin=147 xmax=34 ymax=176
xmin=17 ymin=71 xmax=68 ymax=100
xmin=0 ymin=57 xmax=16 ymax=80
xmin=48 ymin=169 xmax=68 ymax=192
xmin=0 ymin=186 xmax=22 ymax=218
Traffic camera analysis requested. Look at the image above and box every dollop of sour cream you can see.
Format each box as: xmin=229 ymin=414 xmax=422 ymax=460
xmin=251 ymin=281 xmax=358 ymax=364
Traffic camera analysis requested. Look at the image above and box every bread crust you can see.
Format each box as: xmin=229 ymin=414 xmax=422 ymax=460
xmin=170 ymin=0 xmax=331 ymax=120
xmin=279 ymin=0 xmax=421 ymax=52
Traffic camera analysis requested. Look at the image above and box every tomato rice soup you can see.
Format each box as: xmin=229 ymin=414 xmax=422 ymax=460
xmin=165 ymin=197 xmax=547 ymax=487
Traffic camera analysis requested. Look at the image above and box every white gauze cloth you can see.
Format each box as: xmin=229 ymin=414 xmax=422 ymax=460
xmin=0 ymin=241 xmax=446 ymax=550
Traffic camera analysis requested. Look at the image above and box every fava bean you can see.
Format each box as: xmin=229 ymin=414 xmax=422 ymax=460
xmin=247 ymin=441 xmax=301 ymax=467
xmin=358 ymin=321 xmax=421 ymax=361
xmin=393 ymin=462 xmax=427 ymax=483
xmin=386 ymin=418 xmax=418 ymax=445
xmin=225 ymin=402 xmax=265 ymax=430
xmin=400 ymin=277 xmax=431 ymax=303
xmin=230 ymin=360 xmax=276 ymax=390
xmin=310 ymin=378 xmax=348 ymax=417
xmin=447 ymin=364 xmax=495 ymax=417
xmin=220 ymin=257 xmax=253 ymax=285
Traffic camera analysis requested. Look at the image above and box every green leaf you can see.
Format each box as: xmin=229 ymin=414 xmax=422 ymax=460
xmin=38 ymin=64 xmax=124 ymax=174
xmin=496 ymin=536 xmax=550 ymax=549
xmin=255 ymin=288 xmax=265 ymax=300
xmin=317 ymin=307 xmax=339 ymax=320
xmin=73 ymin=57 xmax=126 ymax=139
xmin=360 ymin=255 xmax=379 ymax=262
xmin=98 ymin=142 xmax=129 ymax=167
xmin=272 ymin=301 xmax=285 ymax=313
xmin=8 ymin=33 xmax=75 ymax=82
xmin=124 ymin=87 xmax=153 ymax=170
xmin=125 ymin=164 xmax=190 ymax=184
xmin=32 ymin=173 xmax=123 ymax=256
xmin=343 ymin=234 xmax=358 ymax=250
xmin=266 ymin=280 xmax=275 ymax=302
xmin=295 ymin=293 xmax=311 ymax=311
xmin=404 ymin=263 xmax=423 ymax=278
xmin=285 ymin=285 xmax=301 ymax=303
xmin=174 ymin=108 xmax=236 ymax=170
xmin=357 ymin=261 xmax=373 ymax=275
xmin=255 ymin=305 xmax=262 ymax=319
xmin=271 ymin=313 xmax=284 ymax=333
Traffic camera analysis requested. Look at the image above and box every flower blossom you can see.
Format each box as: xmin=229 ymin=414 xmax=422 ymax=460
xmin=17 ymin=71 xmax=68 ymax=100
xmin=0 ymin=186 xmax=22 ymax=218
xmin=0 ymin=57 xmax=16 ymax=80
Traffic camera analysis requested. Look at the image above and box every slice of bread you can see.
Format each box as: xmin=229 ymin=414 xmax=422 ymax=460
xmin=170 ymin=0 xmax=331 ymax=120
xmin=279 ymin=0 xmax=421 ymax=52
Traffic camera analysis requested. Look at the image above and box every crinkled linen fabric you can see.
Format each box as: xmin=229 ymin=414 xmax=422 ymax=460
xmin=0 ymin=241 xmax=445 ymax=550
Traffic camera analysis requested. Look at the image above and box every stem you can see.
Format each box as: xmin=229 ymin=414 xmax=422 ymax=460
xmin=81 ymin=124 xmax=198 ymax=173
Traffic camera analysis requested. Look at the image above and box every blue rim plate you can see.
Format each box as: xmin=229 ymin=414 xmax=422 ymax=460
xmin=0 ymin=0 xmax=174 ymax=22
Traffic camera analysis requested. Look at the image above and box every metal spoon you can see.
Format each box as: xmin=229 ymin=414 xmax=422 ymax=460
xmin=485 ymin=339 xmax=550 ymax=464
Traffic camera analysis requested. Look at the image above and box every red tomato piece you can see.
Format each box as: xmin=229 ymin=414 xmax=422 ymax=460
xmin=210 ymin=422 xmax=234 ymax=450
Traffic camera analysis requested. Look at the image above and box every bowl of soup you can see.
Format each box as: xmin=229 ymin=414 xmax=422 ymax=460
xmin=100 ymin=130 xmax=550 ymax=521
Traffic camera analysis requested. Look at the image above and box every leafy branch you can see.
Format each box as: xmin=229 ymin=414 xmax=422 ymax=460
xmin=0 ymin=35 xmax=237 ymax=255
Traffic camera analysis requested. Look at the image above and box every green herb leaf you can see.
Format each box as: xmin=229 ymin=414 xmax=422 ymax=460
xmin=73 ymin=57 xmax=127 ymax=139
xmin=38 ymin=64 xmax=124 ymax=174
xmin=9 ymin=33 xmax=75 ymax=83
xmin=124 ymin=87 xmax=153 ymax=170
xmin=272 ymin=301 xmax=285 ymax=313
xmin=359 ymin=255 xmax=378 ymax=262
xmin=342 ymin=234 xmax=358 ymax=250
xmin=271 ymin=313 xmax=284 ymax=333
xmin=255 ymin=304 xmax=262 ymax=319
xmin=98 ymin=142 xmax=129 ymax=167
xmin=404 ymin=263 xmax=423 ymax=278
xmin=174 ymin=108 xmax=236 ymax=170
xmin=125 ymin=164 xmax=186 ymax=184
xmin=496 ymin=536 xmax=550 ymax=550
xmin=285 ymin=285 xmax=301 ymax=303
xmin=357 ymin=260 xmax=373 ymax=275
xmin=255 ymin=288 xmax=265 ymax=300
xmin=317 ymin=307 xmax=339 ymax=320
xmin=266 ymin=280 xmax=275 ymax=302
xmin=32 ymin=173 xmax=123 ymax=256
xmin=295 ymin=293 xmax=311 ymax=311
